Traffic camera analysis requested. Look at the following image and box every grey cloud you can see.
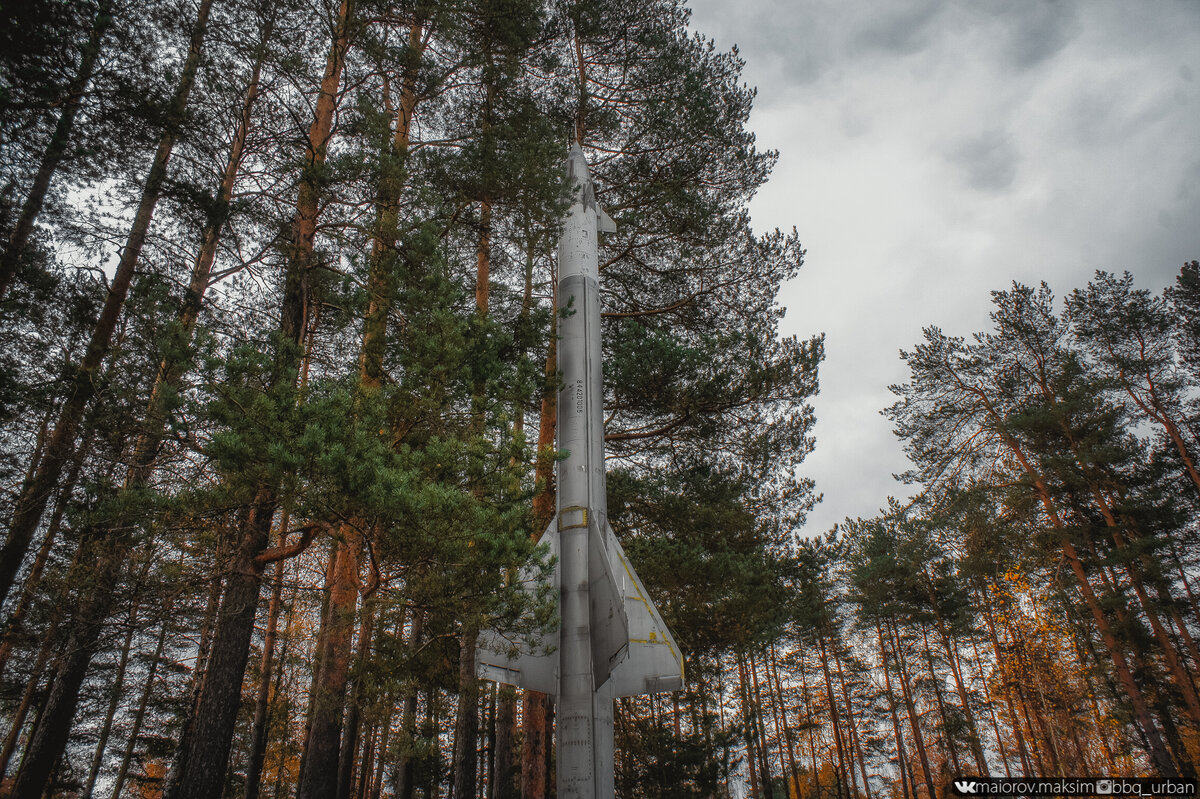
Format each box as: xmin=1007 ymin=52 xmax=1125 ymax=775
xmin=951 ymin=130 xmax=1019 ymax=193
xmin=1060 ymin=84 xmax=1177 ymax=150
xmin=689 ymin=0 xmax=951 ymax=89
xmin=851 ymin=0 xmax=944 ymax=57
xmin=997 ymin=1 xmax=1081 ymax=70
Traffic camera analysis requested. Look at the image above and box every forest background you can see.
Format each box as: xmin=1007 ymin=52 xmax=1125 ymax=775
xmin=0 ymin=0 xmax=1197 ymax=798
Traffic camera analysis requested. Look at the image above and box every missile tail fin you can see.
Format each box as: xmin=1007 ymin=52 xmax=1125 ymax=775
xmin=601 ymin=522 xmax=684 ymax=696
xmin=588 ymin=518 xmax=629 ymax=688
xmin=596 ymin=207 xmax=616 ymax=234
xmin=475 ymin=521 xmax=560 ymax=695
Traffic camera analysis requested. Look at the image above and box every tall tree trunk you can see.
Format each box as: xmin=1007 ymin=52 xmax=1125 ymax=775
xmin=817 ymin=637 xmax=849 ymax=799
xmin=162 ymin=497 xmax=275 ymax=799
xmin=0 ymin=0 xmax=114 ymax=300
xmin=453 ymin=629 xmax=481 ymax=799
xmin=1079 ymin=473 xmax=1200 ymax=728
xmin=163 ymin=1 xmax=353 ymax=793
xmin=395 ymin=612 xmax=424 ymax=799
xmin=369 ymin=703 xmax=393 ymax=799
xmin=269 ymin=592 xmax=302 ymax=799
xmin=796 ymin=659 xmax=821 ymax=799
xmin=338 ymin=600 xmax=376 ymax=799
xmin=483 ymin=684 xmax=495 ymax=794
xmin=425 ymin=687 xmax=440 ymax=799
xmin=244 ymin=523 xmax=290 ymax=799
xmin=1 ymin=14 xmax=266 ymax=783
xmin=492 ymin=685 xmax=516 ymax=799
xmin=918 ymin=622 xmax=961 ymax=776
xmin=965 ymin=629 xmax=1011 ymax=776
xmin=453 ymin=78 xmax=494 ymax=797
xmin=0 ymin=609 xmax=60 ymax=780
xmin=761 ymin=681 xmax=784 ymax=797
xmin=982 ymin=397 xmax=1177 ymax=771
xmin=80 ymin=599 xmax=140 ymax=799
xmin=0 ymin=0 xmax=214 ymax=603
xmin=924 ymin=578 xmax=989 ymax=775
xmin=832 ymin=642 xmax=872 ymax=799
xmin=737 ymin=655 xmax=761 ymax=799
xmin=1059 ymin=538 xmax=1175 ymax=773
xmin=888 ymin=619 xmax=936 ymax=799
xmin=0 ymin=430 xmax=92 ymax=682
xmin=192 ymin=568 xmax=225 ymax=696
xmin=9 ymin=540 xmax=135 ymax=796
xmin=522 ymin=301 xmax=557 ymax=799
xmin=977 ymin=590 xmax=1033 ymax=775
xmin=876 ymin=620 xmax=912 ymax=799
xmin=748 ymin=651 xmax=776 ymax=798
xmin=768 ymin=644 xmax=802 ymax=795
xmin=1064 ymin=609 xmax=1120 ymax=771
xmin=110 ymin=614 xmax=170 ymax=799
xmin=298 ymin=534 xmax=361 ymax=799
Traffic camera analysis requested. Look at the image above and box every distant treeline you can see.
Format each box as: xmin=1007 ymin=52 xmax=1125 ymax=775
xmin=781 ymin=267 xmax=1200 ymax=798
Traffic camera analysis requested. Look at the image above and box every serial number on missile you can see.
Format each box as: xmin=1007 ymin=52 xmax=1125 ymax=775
xmin=576 ymin=381 xmax=584 ymax=415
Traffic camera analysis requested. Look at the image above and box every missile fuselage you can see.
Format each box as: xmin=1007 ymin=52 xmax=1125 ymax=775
xmin=476 ymin=145 xmax=682 ymax=799
xmin=555 ymin=145 xmax=616 ymax=797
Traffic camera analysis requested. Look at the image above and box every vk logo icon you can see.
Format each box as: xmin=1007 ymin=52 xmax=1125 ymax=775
xmin=954 ymin=781 xmax=978 ymax=794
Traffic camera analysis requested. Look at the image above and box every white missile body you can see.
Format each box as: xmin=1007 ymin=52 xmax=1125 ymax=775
xmin=477 ymin=145 xmax=683 ymax=797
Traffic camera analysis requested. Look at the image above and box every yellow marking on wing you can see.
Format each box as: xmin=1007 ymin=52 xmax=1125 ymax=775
xmin=615 ymin=546 xmax=684 ymax=683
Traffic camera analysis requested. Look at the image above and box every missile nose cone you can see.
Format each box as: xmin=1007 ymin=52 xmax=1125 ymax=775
xmin=566 ymin=143 xmax=590 ymax=187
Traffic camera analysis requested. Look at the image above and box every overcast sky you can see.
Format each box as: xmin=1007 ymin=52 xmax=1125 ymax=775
xmin=685 ymin=0 xmax=1200 ymax=536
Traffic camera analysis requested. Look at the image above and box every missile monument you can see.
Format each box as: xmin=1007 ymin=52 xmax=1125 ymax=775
xmin=477 ymin=144 xmax=683 ymax=798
